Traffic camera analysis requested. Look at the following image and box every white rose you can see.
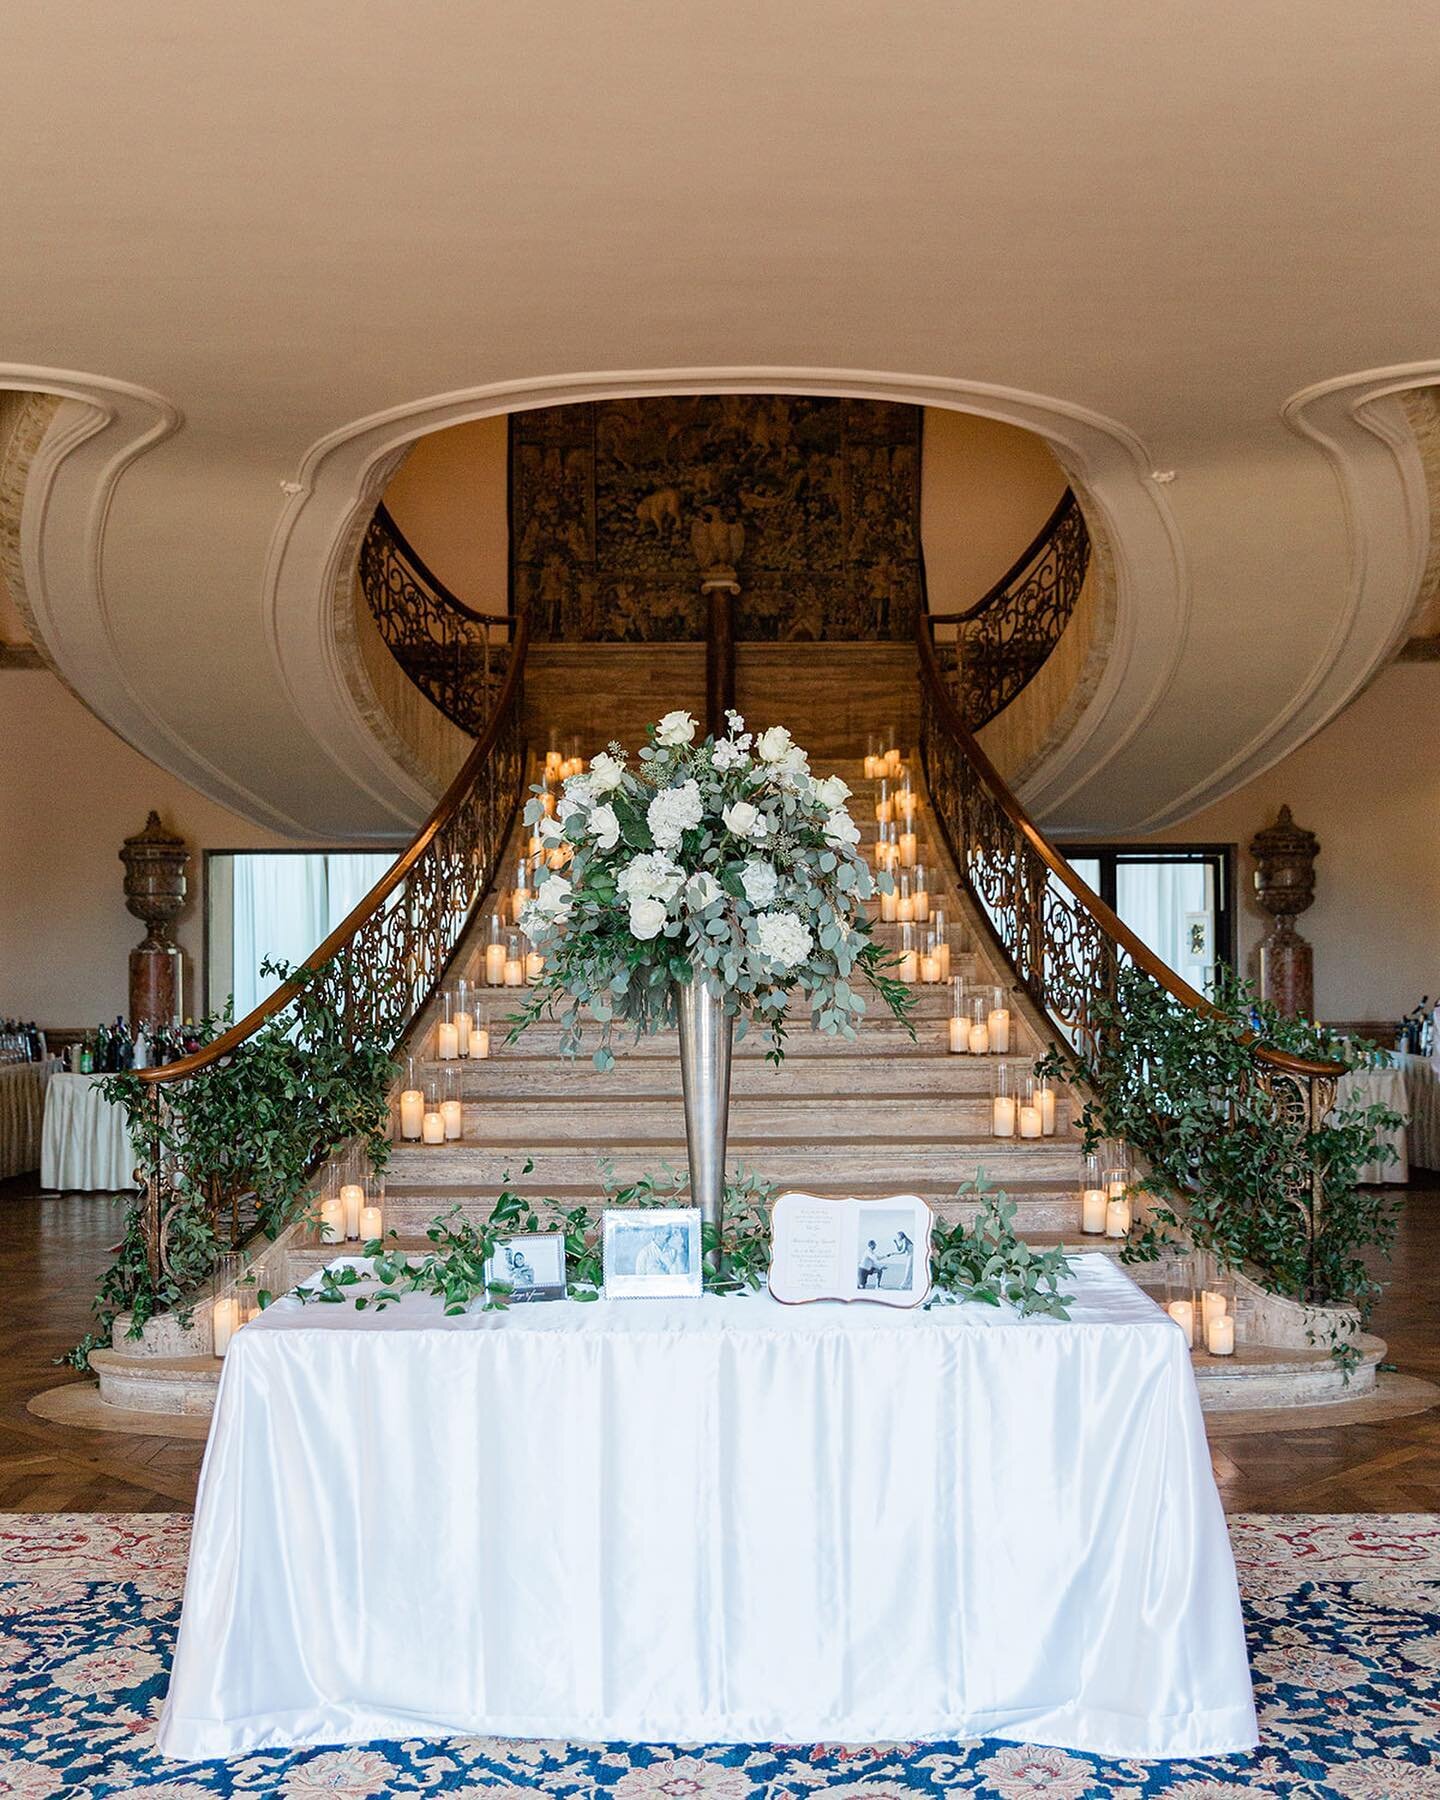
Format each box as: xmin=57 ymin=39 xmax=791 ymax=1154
xmin=722 ymin=800 xmax=767 ymax=839
xmin=629 ymin=896 xmax=669 ymax=940
xmin=587 ymin=751 xmax=626 ymax=794
xmin=740 ymin=860 xmax=780 ymax=906
xmin=655 ymin=710 xmax=697 ymax=748
xmin=823 ymin=809 xmax=861 ymax=850
xmin=756 ymin=725 xmax=794 ymax=763
xmin=562 ymin=774 xmax=595 ymax=806
xmin=685 ymin=871 xmax=723 ymax=911
xmin=617 ymin=852 xmax=685 ymax=902
xmin=587 ymin=803 xmax=620 ymax=851
xmin=537 ymin=813 xmax=565 ymax=844
xmin=813 ymin=775 xmax=851 ymax=811
xmin=556 ymin=795 xmax=586 ymax=825
xmin=531 ymin=873 xmax=572 ymax=916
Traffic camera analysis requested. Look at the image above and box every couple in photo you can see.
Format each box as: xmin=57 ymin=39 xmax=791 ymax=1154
xmin=634 ymin=1224 xmax=692 ymax=1278
xmin=858 ymin=1229 xmax=915 ymax=1292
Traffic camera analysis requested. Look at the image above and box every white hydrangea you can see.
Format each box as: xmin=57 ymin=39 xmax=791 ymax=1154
xmin=562 ymin=773 xmax=595 ymax=806
xmin=752 ymin=910 xmax=814 ymax=970
xmin=722 ymin=800 xmax=768 ymax=840
xmin=647 ymin=779 xmax=703 ymax=849
xmin=685 ymin=871 xmax=723 ymax=911
xmin=655 ymin=710 xmax=697 ymax=748
xmin=812 ymin=774 xmax=851 ymax=811
xmin=823 ymin=809 xmax=861 ymax=850
xmin=587 ymin=751 xmax=626 ymax=794
xmin=740 ymin=860 xmax=779 ymax=906
xmin=617 ymin=852 xmax=684 ymax=903
xmin=629 ymin=897 xmax=669 ymax=940
xmin=587 ymin=802 xmax=620 ymax=851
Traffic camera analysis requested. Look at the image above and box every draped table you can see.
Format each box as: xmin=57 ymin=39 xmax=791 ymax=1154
xmin=0 ymin=1057 xmax=60 ymax=1179
xmin=158 ymin=1254 xmax=1256 ymax=1763
xmin=40 ymin=1071 xmax=136 ymax=1191
xmin=1337 ymin=1062 xmax=1410 ymax=1182
xmin=1396 ymin=1052 xmax=1440 ymax=1170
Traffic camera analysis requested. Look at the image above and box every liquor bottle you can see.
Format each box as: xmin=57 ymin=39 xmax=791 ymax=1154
xmin=79 ymin=1033 xmax=94 ymax=1074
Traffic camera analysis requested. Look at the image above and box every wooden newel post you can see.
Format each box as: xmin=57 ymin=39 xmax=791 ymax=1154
xmin=120 ymin=812 xmax=191 ymax=1031
xmin=692 ymin=508 xmax=744 ymax=740
xmin=1249 ymin=806 xmax=1319 ymax=1018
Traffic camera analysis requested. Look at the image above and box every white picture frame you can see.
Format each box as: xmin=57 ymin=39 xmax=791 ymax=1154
xmin=483 ymin=1233 xmax=567 ymax=1303
xmin=602 ymin=1206 xmax=704 ymax=1300
xmin=768 ymin=1191 xmax=934 ymax=1308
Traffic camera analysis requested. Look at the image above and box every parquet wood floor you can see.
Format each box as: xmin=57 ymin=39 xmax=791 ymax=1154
xmin=1 ymin=1174 xmax=1435 ymax=1513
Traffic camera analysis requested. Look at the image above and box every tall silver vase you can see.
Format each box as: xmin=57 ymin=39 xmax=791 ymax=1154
xmin=675 ymin=980 xmax=734 ymax=1272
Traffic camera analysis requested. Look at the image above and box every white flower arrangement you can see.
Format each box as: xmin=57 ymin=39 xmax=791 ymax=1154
xmin=515 ymin=711 xmax=913 ymax=1068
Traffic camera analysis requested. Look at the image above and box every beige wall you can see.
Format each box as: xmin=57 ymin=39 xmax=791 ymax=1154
xmin=381 ymin=406 xmax=1067 ymax=620
xmin=0 ymin=670 xmax=329 ymax=1026
xmin=1080 ymin=663 xmax=1440 ymax=1024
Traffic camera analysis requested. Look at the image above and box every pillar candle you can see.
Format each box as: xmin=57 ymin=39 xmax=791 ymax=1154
xmin=510 ymin=888 xmax=531 ymax=925
xmin=421 ymin=1109 xmax=445 ymax=1144
xmin=319 ymin=1197 xmax=345 ymax=1244
xmin=898 ymin=787 xmax=916 ymax=823
xmin=884 ymin=747 xmax=903 ymax=773
xmin=1080 ymin=1188 xmax=1107 ymax=1233
xmin=1206 ymin=1313 xmax=1235 ymax=1355
xmin=920 ymin=950 xmax=941 ymax=984
xmin=340 ymin=1182 xmax=364 ymax=1239
xmin=359 ymin=1204 xmax=383 ymax=1241
xmin=1039 ymin=1086 xmax=1057 ymax=1135
xmin=875 ymin=794 xmax=893 ymax=824
xmin=992 ymin=1094 xmax=1017 ymax=1137
xmin=948 ymin=1015 xmax=969 ymax=1053
xmin=968 ymin=1019 xmax=990 ymax=1054
xmin=935 ymin=938 xmax=950 ymax=978
xmin=897 ymin=892 xmax=914 ymax=923
xmin=399 ymin=1088 xmax=424 ymax=1140
xmin=912 ymin=887 xmax=929 ymax=922
xmin=212 ymin=1296 xmax=239 ymax=1358
xmin=469 ymin=1025 xmax=491 ymax=1059
xmin=879 ymin=888 xmax=898 ymax=923
xmin=484 ymin=942 xmax=508 ymax=985
xmin=1105 ymin=1195 xmax=1131 ymax=1238
xmin=1201 ymin=1290 xmax=1228 ymax=1330
xmin=1167 ymin=1299 xmax=1196 ymax=1346
xmin=544 ymin=749 xmax=563 ymax=776
xmin=504 ymin=953 xmax=525 ymax=987
xmin=525 ymin=949 xmax=545 ymax=982
xmin=899 ymin=948 xmax=920 ymax=983
xmin=899 ymin=831 xmax=918 ymax=868
xmin=440 ymin=1098 xmax=463 ymax=1140
xmin=1018 ymin=1103 xmax=1042 ymax=1138
xmin=987 ymin=1007 xmax=1011 ymax=1053
xmin=437 ymin=1021 xmax=459 ymax=1060
xmin=863 ymin=753 xmax=880 ymax=778
xmin=454 ymin=1010 xmax=473 ymax=1056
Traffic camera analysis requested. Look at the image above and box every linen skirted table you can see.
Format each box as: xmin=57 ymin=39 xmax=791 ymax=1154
xmin=39 ymin=1071 xmax=136 ymax=1191
xmin=1337 ymin=1061 xmax=1411 ymax=1183
xmin=1397 ymin=1051 xmax=1440 ymax=1171
xmin=0 ymin=1057 xmax=60 ymax=1179
xmin=157 ymin=1254 xmax=1256 ymax=1764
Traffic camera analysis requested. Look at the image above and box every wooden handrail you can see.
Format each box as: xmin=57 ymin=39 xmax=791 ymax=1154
xmin=139 ymin=617 xmax=529 ymax=1085
xmin=928 ymin=490 xmax=1079 ymax=627
xmin=372 ymin=502 xmax=495 ymax=626
xmin=916 ymin=618 xmax=1341 ymax=1081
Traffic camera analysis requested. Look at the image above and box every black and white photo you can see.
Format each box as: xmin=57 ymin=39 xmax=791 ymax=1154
xmin=602 ymin=1207 xmax=704 ymax=1299
xmin=857 ymin=1210 xmax=917 ymax=1292
xmin=483 ymin=1233 xmax=567 ymax=1303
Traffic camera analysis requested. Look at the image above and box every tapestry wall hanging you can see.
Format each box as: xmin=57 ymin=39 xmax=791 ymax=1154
xmin=509 ymin=396 xmax=923 ymax=642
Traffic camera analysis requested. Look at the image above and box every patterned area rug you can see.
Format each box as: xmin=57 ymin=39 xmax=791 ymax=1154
xmin=1 ymin=1514 xmax=1437 ymax=1799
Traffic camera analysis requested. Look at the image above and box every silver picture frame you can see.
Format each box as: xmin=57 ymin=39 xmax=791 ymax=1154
xmin=602 ymin=1206 xmax=704 ymax=1300
xmin=483 ymin=1232 xmax=568 ymax=1303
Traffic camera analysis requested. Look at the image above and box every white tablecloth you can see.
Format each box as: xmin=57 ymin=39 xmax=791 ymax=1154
xmin=1397 ymin=1052 xmax=1440 ymax=1170
xmin=159 ymin=1255 xmax=1255 ymax=1762
xmin=1337 ymin=1064 xmax=1410 ymax=1182
xmin=0 ymin=1057 xmax=59 ymax=1179
xmin=40 ymin=1071 xmax=137 ymax=1191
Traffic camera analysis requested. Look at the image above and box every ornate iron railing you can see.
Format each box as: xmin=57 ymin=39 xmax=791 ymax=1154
xmin=916 ymin=617 xmax=1343 ymax=1256
xmin=359 ymin=502 xmax=507 ymax=736
xmin=131 ymin=620 xmax=528 ymax=1285
xmin=926 ymin=489 xmax=1090 ymax=730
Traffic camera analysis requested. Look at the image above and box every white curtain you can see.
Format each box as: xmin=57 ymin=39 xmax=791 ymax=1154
xmin=1115 ymin=860 xmax=1211 ymax=979
xmin=227 ymin=853 xmax=393 ymax=1020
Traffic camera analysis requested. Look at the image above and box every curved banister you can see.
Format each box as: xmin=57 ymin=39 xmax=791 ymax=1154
xmin=929 ymin=489 xmax=1081 ymax=627
xmin=916 ymin=616 xmax=1341 ymax=1083
xmin=141 ymin=618 xmax=528 ymax=1087
xmin=371 ymin=502 xmax=492 ymax=626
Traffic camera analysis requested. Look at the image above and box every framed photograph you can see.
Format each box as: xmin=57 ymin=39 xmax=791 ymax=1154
xmin=483 ymin=1232 xmax=568 ymax=1303
xmin=1183 ymin=910 xmax=1213 ymax=966
xmin=602 ymin=1206 xmax=704 ymax=1300
xmin=768 ymin=1191 xmax=934 ymax=1308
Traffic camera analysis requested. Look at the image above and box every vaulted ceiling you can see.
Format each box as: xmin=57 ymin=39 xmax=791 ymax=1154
xmin=2 ymin=1 xmax=1437 ymax=836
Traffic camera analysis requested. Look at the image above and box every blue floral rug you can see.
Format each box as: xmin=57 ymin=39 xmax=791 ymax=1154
xmin=1 ymin=1514 xmax=1437 ymax=1799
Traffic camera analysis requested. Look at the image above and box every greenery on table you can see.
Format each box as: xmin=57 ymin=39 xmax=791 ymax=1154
xmin=292 ymin=1165 xmax=1075 ymax=1319
xmin=511 ymin=710 xmax=914 ymax=1068
xmin=65 ymin=959 xmax=397 ymax=1367
xmin=1035 ymin=966 xmax=1401 ymax=1345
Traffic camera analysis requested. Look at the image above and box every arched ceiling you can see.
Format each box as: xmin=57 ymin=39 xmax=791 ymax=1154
xmin=2 ymin=1 xmax=1437 ymax=837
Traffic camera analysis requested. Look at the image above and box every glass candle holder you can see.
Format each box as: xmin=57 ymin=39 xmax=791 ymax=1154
xmin=898 ymin=922 xmax=919 ymax=983
xmin=398 ymin=1056 xmax=424 ymax=1142
xmin=437 ymin=990 xmax=459 ymax=1061
xmin=967 ymin=994 xmax=990 ymax=1054
xmin=948 ymin=977 xmax=969 ymax=1053
xmin=898 ymin=824 xmax=918 ymax=868
xmin=1079 ymin=1150 xmax=1107 ymax=1234
xmin=484 ymin=912 xmax=507 ymax=986
xmin=1036 ymin=1071 xmax=1057 ymax=1136
xmin=879 ymin=874 xmax=899 ymax=923
xmin=469 ymin=1003 xmax=491 ymax=1060
xmin=359 ymin=1171 xmax=385 ymax=1246
xmin=991 ymin=1061 xmax=1017 ymax=1137
xmin=525 ymin=934 xmax=545 ymax=983
xmin=318 ymin=1156 xmax=345 ymax=1244
xmin=453 ymin=978 xmax=474 ymax=1057
xmin=1102 ymin=1152 xmax=1132 ymax=1239
xmin=912 ymin=864 xmax=930 ymax=921
xmin=440 ymin=1067 xmax=463 ymax=1141
xmin=875 ymin=778 xmax=892 ymax=824
xmin=920 ymin=930 xmax=942 ymax=984
xmin=212 ymin=1251 xmax=242 ymax=1358
xmin=931 ymin=908 xmax=950 ymax=978
xmin=504 ymin=931 xmax=525 ymax=988
xmin=421 ymin=1082 xmax=446 ymax=1144
xmin=1200 ymin=1267 xmax=1236 ymax=1355
xmin=986 ymin=986 xmax=1011 ymax=1053
xmin=896 ymin=872 xmax=913 ymax=922
xmin=1016 ymin=1069 xmax=1042 ymax=1138
xmin=1166 ymin=1255 xmax=1198 ymax=1348
xmin=510 ymin=854 xmax=531 ymax=924
xmin=897 ymin=782 xmax=916 ymax=825
xmin=884 ymin=744 xmax=903 ymax=775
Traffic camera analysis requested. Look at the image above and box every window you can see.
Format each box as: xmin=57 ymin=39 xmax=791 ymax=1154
xmin=205 ymin=850 xmax=395 ymax=1021
xmin=1060 ymin=845 xmax=1235 ymax=988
